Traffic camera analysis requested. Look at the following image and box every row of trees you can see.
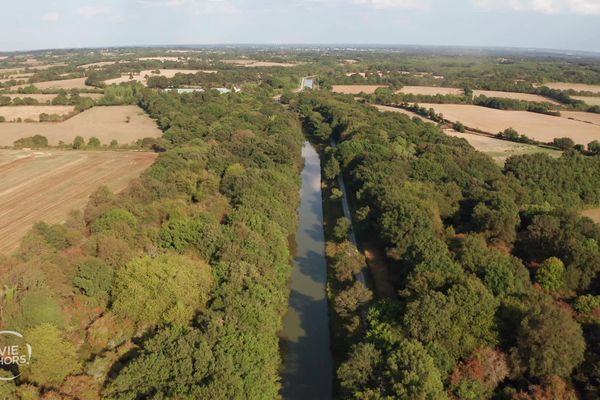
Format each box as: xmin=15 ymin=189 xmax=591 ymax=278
xmin=295 ymin=91 xmax=600 ymax=399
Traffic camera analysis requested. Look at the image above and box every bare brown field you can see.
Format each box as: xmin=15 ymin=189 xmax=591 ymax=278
xmin=139 ymin=56 xmax=185 ymax=62
xmin=0 ymin=106 xmax=75 ymax=122
xmin=0 ymin=149 xmax=157 ymax=254
xmin=572 ymin=96 xmax=600 ymax=107
xmin=473 ymin=90 xmax=559 ymax=104
xmin=560 ymin=111 xmax=600 ymax=126
xmin=13 ymin=77 xmax=92 ymax=90
xmin=582 ymin=208 xmax=600 ymax=224
xmin=103 ymin=69 xmax=201 ymax=85
xmin=2 ymin=93 xmax=103 ymax=102
xmin=373 ymin=105 xmax=430 ymax=122
xmin=397 ymin=86 xmax=463 ymax=96
xmin=443 ymin=129 xmax=561 ymax=164
xmin=0 ymin=105 xmax=161 ymax=146
xmin=419 ymin=103 xmax=600 ymax=145
xmin=78 ymin=61 xmax=120 ymax=68
xmin=542 ymin=83 xmax=600 ymax=94
xmin=332 ymin=85 xmax=387 ymax=94
xmin=222 ymin=59 xmax=298 ymax=67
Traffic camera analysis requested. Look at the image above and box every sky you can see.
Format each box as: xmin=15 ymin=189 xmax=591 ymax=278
xmin=1 ymin=0 xmax=600 ymax=53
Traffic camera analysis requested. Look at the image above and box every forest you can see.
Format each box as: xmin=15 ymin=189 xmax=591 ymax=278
xmin=295 ymin=91 xmax=600 ymax=399
xmin=0 ymin=87 xmax=305 ymax=399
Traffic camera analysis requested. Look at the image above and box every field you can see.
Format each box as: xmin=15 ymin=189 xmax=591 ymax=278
xmin=443 ymin=129 xmax=561 ymax=164
xmin=419 ymin=103 xmax=600 ymax=145
xmin=222 ymin=59 xmax=297 ymax=67
xmin=0 ymin=105 xmax=75 ymax=122
xmin=78 ymin=61 xmax=120 ymax=68
xmin=13 ymin=77 xmax=92 ymax=90
xmin=473 ymin=90 xmax=559 ymax=104
xmin=332 ymin=85 xmax=387 ymax=94
xmin=3 ymin=93 xmax=103 ymax=101
xmin=373 ymin=104 xmax=430 ymax=121
xmin=572 ymin=96 xmax=600 ymax=106
xmin=397 ymin=86 xmax=463 ymax=96
xmin=103 ymin=69 xmax=201 ymax=85
xmin=0 ymin=105 xmax=161 ymax=146
xmin=560 ymin=111 xmax=600 ymax=126
xmin=582 ymin=208 xmax=600 ymax=224
xmin=0 ymin=149 xmax=157 ymax=254
xmin=542 ymin=82 xmax=600 ymax=94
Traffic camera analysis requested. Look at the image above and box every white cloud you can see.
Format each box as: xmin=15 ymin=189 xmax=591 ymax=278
xmin=473 ymin=0 xmax=600 ymax=14
xmin=42 ymin=12 xmax=60 ymax=22
xmin=353 ymin=0 xmax=429 ymax=9
xmin=138 ymin=0 xmax=239 ymax=14
xmin=75 ymin=6 xmax=111 ymax=18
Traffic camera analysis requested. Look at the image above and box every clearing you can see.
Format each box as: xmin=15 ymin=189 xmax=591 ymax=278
xmin=542 ymin=83 xmax=600 ymax=94
xmin=0 ymin=106 xmax=75 ymax=122
xmin=443 ymin=129 xmax=561 ymax=164
xmin=0 ymin=149 xmax=157 ymax=254
xmin=572 ymin=96 xmax=600 ymax=107
xmin=418 ymin=103 xmax=600 ymax=145
xmin=103 ymin=69 xmax=202 ymax=85
xmin=396 ymin=86 xmax=463 ymax=96
xmin=332 ymin=85 xmax=387 ymax=94
xmin=13 ymin=77 xmax=93 ymax=90
xmin=582 ymin=208 xmax=600 ymax=224
xmin=473 ymin=90 xmax=559 ymax=104
xmin=0 ymin=105 xmax=161 ymax=146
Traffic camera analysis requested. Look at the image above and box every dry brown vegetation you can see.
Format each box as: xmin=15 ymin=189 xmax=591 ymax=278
xmin=582 ymin=208 xmax=600 ymax=224
xmin=0 ymin=105 xmax=75 ymax=122
xmin=473 ymin=90 xmax=559 ymax=104
xmin=332 ymin=85 xmax=387 ymax=94
xmin=13 ymin=77 xmax=93 ymax=90
xmin=397 ymin=86 xmax=463 ymax=96
xmin=560 ymin=111 xmax=600 ymax=126
xmin=542 ymin=82 xmax=600 ymax=94
xmin=572 ymin=96 xmax=600 ymax=106
xmin=103 ymin=69 xmax=202 ymax=85
xmin=0 ymin=105 xmax=161 ymax=146
xmin=419 ymin=103 xmax=600 ymax=145
xmin=0 ymin=149 xmax=157 ymax=254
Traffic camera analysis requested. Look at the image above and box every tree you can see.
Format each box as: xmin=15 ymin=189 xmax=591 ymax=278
xmin=333 ymin=217 xmax=352 ymax=241
xmin=514 ymin=299 xmax=585 ymax=378
xmin=111 ymin=254 xmax=213 ymax=328
xmin=553 ymin=137 xmax=575 ymax=150
xmin=588 ymin=140 xmax=600 ymax=155
xmin=73 ymin=136 xmax=85 ymax=149
xmin=453 ymin=121 xmax=466 ymax=133
xmin=535 ymin=257 xmax=565 ymax=291
xmin=73 ymin=257 xmax=114 ymax=304
xmin=87 ymin=136 xmax=101 ymax=147
xmin=24 ymin=324 xmax=81 ymax=386
xmin=334 ymin=281 xmax=372 ymax=318
xmin=324 ymin=156 xmax=341 ymax=180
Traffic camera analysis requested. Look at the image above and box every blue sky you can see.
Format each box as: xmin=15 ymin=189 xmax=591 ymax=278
xmin=2 ymin=0 xmax=599 ymax=52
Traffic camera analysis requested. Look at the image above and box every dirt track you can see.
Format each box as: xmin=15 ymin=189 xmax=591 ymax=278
xmin=0 ymin=150 xmax=157 ymax=254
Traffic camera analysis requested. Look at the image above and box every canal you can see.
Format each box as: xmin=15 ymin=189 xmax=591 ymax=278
xmin=280 ymin=141 xmax=333 ymax=400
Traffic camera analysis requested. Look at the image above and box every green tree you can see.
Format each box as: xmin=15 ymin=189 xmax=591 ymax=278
xmin=111 ymin=254 xmax=213 ymax=328
xmin=324 ymin=156 xmax=341 ymax=180
xmin=24 ymin=324 xmax=81 ymax=386
xmin=553 ymin=137 xmax=575 ymax=150
xmin=333 ymin=217 xmax=352 ymax=241
xmin=536 ymin=257 xmax=565 ymax=291
xmin=73 ymin=135 xmax=85 ymax=149
xmin=87 ymin=136 xmax=101 ymax=147
xmin=73 ymin=257 xmax=114 ymax=304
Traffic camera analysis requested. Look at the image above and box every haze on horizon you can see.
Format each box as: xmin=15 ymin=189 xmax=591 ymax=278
xmin=1 ymin=0 xmax=599 ymax=53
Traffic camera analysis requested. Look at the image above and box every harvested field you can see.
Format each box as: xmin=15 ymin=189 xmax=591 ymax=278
xmin=473 ymin=90 xmax=559 ymax=104
xmin=443 ymin=129 xmax=561 ymax=164
xmin=0 ymin=106 xmax=75 ymax=122
xmin=332 ymin=85 xmax=387 ymax=94
xmin=139 ymin=56 xmax=185 ymax=62
xmin=560 ymin=111 xmax=600 ymax=126
xmin=0 ymin=149 xmax=157 ymax=254
xmin=373 ymin=105 xmax=430 ymax=122
xmin=582 ymin=208 xmax=600 ymax=224
xmin=572 ymin=96 xmax=600 ymax=107
xmin=103 ymin=69 xmax=201 ymax=85
xmin=0 ymin=105 xmax=161 ymax=146
xmin=13 ymin=77 xmax=92 ymax=90
xmin=222 ymin=59 xmax=298 ymax=67
xmin=419 ymin=103 xmax=600 ymax=145
xmin=2 ymin=93 xmax=102 ymax=102
xmin=78 ymin=61 xmax=119 ymax=68
xmin=397 ymin=86 xmax=463 ymax=96
xmin=542 ymin=83 xmax=600 ymax=94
